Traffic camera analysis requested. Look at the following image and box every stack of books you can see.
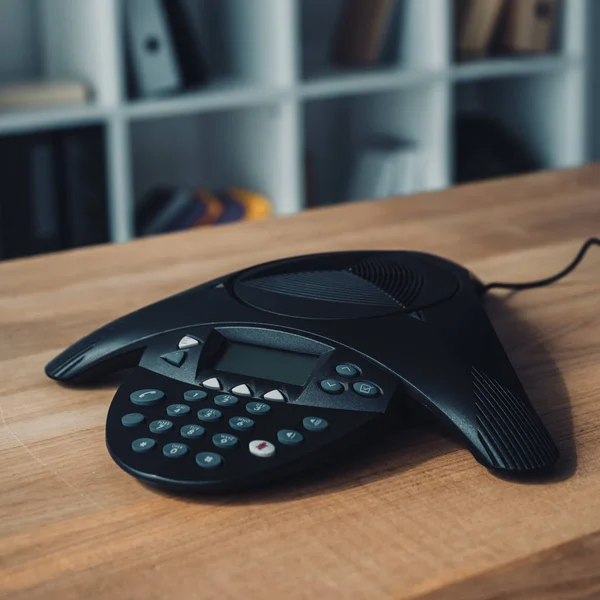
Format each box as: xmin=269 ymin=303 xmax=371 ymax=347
xmin=0 ymin=127 xmax=109 ymax=260
xmin=136 ymin=187 xmax=272 ymax=237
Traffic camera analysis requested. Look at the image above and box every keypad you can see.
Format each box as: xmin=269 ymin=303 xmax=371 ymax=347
xmin=180 ymin=424 xmax=206 ymax=439
xmin=229 ymin=416 xmax=255 ymax=431
xmin=167 ymin=403 xmax=191 ymax=417
xmin=212 ymin=433 xmax=239 ymax=449
xmin=277 ymin=429 xmax=303 ymax=446
xmin=183 ymin=390 xmax=207 ymax=402
xmin=246 ymin=401 xmax=271 ymax=415
xmin=196 ymin=452 xmax=223 ymax=469
xmin=121 ymin=413 xmax=145 ymax=427
xmin=335 ymin=364 xmax=359 ymax=378
xmin=163 ymin=443 xmax=189 ymax=458
xmin=303 ymin=416 xmax=329 ymax=431
xmin=197 ymin=408 xmax=222 ymax=422
xmin=132 ymin=438 xmax=156 ymax=453
xmin=149 ymin=419 xmax=173 ymax=434
xmin=320 ymin=379 xmax=343 ymax=394
xmin=214 ymin=394 xmax=239 ymax=407
xmin=130 ymin=389 xmax=164 ymax=406
xmin=352 ymin=381 xmax=380 ymax=398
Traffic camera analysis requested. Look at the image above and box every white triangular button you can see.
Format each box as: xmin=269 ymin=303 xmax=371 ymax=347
xmin=202 ymin=377 xmax=221 ymax=390
xmin=178 ymin=335 xmax=200 ymax=349
xmin=231 ymin=384 xmax=252 ymax=396
xmin=263 ymin=389 xmax=285 ymax=402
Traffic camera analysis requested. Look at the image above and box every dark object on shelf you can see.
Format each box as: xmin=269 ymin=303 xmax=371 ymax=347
xmin=346 ymin=134 xmax=423 ymax=202
xmin=162 ymin=0 xmax=209 ymax=89
xmin=137 ymin=187 xmax=272 ymax=237
xmin=455 ymin=113 xmax=539 ymax=183
xmin=0 ymin=127 xmax=109 ymax=260
xmin=57 ymin=127 xmax=110 ymax=249
xmin=455 ymin=0 xmax=506 ymax=59
xmin=332 ymin=0 xmax=396 ymax=67
xmin=46 ymin=249 xmax=560 ymax=492
xmin=501 ymin=0 xmax=559 ymax=54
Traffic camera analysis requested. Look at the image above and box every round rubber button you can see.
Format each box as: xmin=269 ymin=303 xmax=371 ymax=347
xmin=196 ymin=452 xmax=223 ymax=469
xmin=303 ymin=416 xmax=329 ymax=432
xmin=246 ymin=401 xmax=271 ymax=415
xmin=180 ymin=424 xmax=206 ymax=439
xmin=163 ymin=442 xmax=188 ymax=458
xmin=249 ymin=440 xmax=275 ymax=458
xmin=214 ymin=394 xmax=239 ymax=407
xmin=197 ymin=408 xmax=222 ymax=422
xmin=166 ymin=403 xmax=191 ymax=417
xmin=121 ymin=413 xmax=145 ymax=427
xmin=149 ymin=419 xmax=173 ymax=434
xmin=229 ymin=416 xmax=255 ymax=432
xmin=277 ymin=429 xmax=304 ymax=446
xmin=132 ymin=438 xmax=156 ymax=453
xmin=335 ymin=364 xmax=359 ymax=378
xmin=212 ymin=433 xmax=239 ymax=449
xmin=130 ymin=389 xmax=164 ymax=406
xmin=320 ymin=379 xmax=343 ymax=394
xmin=352 ymin=381 xmax=380 ymax=398
xmin=183 ymin=390 xmax=208 ymax=402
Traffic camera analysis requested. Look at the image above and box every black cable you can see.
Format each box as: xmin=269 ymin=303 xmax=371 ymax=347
xmin=482 ymin=237 xmax=600 ymax=295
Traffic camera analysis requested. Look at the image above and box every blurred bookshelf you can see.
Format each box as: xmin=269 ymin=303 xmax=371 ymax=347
xmin=0 ymin=0 xmax=591 ymax=258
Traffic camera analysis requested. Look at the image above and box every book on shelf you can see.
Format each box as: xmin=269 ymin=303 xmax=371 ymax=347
xmin=501 ymin=0 xmax=558 ymax=54
xmin=0 ymin=81 xmax=89 ymax=111
xmin=332 ymin=0 xmax=397 ymax=67
xmin=0 ymin=127 xmax=109 ymax=261
xmin=125 ymin=0 xmax=209 ymax=98
xmin=455 ymin=0 xmax=507 ymax=59
xmin=136 ymin=187 xmax=272 ymax=237
xmin=346 ymin=135 xmax=423 ymax=203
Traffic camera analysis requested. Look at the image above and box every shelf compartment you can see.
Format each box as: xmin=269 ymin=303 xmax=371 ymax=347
xmin=299 ymin=0 xmax=445 ymax=81
xmin=129 ymin=102 xmax=299 ymax=225
xmin=303 ymin=83 xmax=449 ymax=208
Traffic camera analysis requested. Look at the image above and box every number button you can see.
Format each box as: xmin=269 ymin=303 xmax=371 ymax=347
xmin=163 ymin=443 xmax=189 ymax=458
xmin=121 ymin=413 xmax=145 ymax=427
xmin=197 ymin=408 xmax=222 ymax=422
xmin=183 ymin=390 xmax=207 ymax=402
xmin=196 ymin=452 xmax=223 ymax=469
xmin=303 ymin=416 xmax=329 ymax=432
xmin=320 ymin=379 xmax=343 ymax=394
xmin=277 ymin=430 xmax=304 ymax=446
xmin=212 ymin=433 xmax=239 ymax=449
xmin=132 ymin=438 xmax=156 ymax=453
xmin=249 ymin=440 xmax=275 ymax=458
xmin=180 ymin=424 xmax=206 ymax=439
xmin=335 ymin=364 xmax=359 ymax=378
xmin=167 ymin=404 xmax=191 ymax=417
xmin=214 ymin=394 xmax=239 ymax=407
xmin=149 ymin=419 xmax=173 ymax=434
xmin=352 ymin=381 xmax=380 ymax=398
xmin=229 ymin=416 xmax=255 ymax=432
xmin=246 ymin=402 xmax=271 ymax=415
xmin=130 ymin=389 xmax=164 ymax=406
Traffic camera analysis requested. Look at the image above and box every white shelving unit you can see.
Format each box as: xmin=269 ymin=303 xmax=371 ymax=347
xmin=0 ymin=0 xmax=591 ymax=246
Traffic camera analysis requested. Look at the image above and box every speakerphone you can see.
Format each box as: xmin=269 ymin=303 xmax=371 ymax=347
xmin=46 ymin=249 xmax=566 ymax=492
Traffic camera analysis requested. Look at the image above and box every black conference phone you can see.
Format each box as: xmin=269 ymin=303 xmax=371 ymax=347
xmin=46 ymin=250 xmax=561 ymax=492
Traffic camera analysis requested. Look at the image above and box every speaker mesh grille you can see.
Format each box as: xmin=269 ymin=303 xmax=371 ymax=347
xmin=349 ymin=258 xmax=424 ymax=307
xmin=472 ymin=367 xmax=558 ymax=471
xmin=243 ymin=270 xmax=399 ymax=307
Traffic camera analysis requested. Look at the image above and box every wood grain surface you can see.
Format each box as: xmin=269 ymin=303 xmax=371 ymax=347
xmin=2 ymin=166 xmax=600 ymax=599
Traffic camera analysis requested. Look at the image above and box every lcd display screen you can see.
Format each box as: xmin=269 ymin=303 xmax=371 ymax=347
xmin=215 ymin=341 xmax=319 ymax=386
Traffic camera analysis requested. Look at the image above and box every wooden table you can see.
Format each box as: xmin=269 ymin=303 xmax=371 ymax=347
xmin=2 ymin=167 xmax=600 ymax=599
